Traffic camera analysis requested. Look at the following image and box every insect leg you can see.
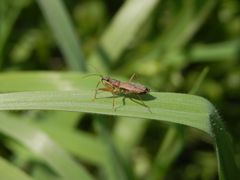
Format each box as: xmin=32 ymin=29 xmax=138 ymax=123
xmin=112 ymin=88 xmax=121 ymax=111
xmin=93 ymin=79 xmax=102 ymax=100
xmin=128 ymin=73 xmax=136 ymax=82
xmin=95 ymin=87 xmax=116 ymax=109
xmin=136 ymin=94 xmax=152 ymax=113
xmin=112 ymin=95 xmax=116 ymax=110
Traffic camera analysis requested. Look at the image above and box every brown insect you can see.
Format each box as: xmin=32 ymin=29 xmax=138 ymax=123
xmin=93 ymin=73 xmax=151 ymax=112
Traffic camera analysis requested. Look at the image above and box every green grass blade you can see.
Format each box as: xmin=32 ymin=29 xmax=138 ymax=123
xmin=36 ymin=0 xmax=86 ymax=71
xmin=189 ymin=40 xmax=240 ymax=62
xmin=4 ymin=111 xmax=108 ymax=165
xmin=189 ymin=67 xmax=209 ymax=94
xmin=150 ymin=67 xmax=210 ymax=179
xmin=0 ymin=91 xmax=210 ymax=132
xmin=135 ymin=0 xmax=217 ymax=71
xmin=0 ymin=0 xmax=31 ymax=64
xmin=89 ymin=0 xmax=160 ymax=69
xmin=113 ymin=117 xmax=148 ymax=156
xmin=25 ymin=111 xmax=107 ymax=166
xmin=0 ymin=156 xmax=33 ymax=180
xmin=35 ymin=111 xmax=82 ymax=130
xmin=1 ymin=111 xmax=109 ymax=172
xmin=0 ymin=113 xmax=93 ymax=180
xmin=0 ymin=72 xmax=89 ymax=91
xmin=0 ymin=72 xmax=239 ymax=179
xmin=209 ymin=110 xmax=240 ymax=180
xmin=149 ymin=125 xmax=184 ymax=180
xmin=94 ymin=117 xmax=134 ymax=180
xmin=38 ymin=121 xmax=107 ymax=165
xmin=159 ymin=0 xmax=217 ymax=49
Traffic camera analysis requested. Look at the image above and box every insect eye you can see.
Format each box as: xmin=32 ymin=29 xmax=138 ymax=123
xmin=102 ymin=77 xmax=109 ymax=81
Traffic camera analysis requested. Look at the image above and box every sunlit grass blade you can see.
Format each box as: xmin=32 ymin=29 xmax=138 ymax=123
xmin=149 ymin=125 xmax=184 ymax=180
xmin=0 ymin=91 xmax=210 ymax=132
xmin=0 ymin=0 xmax=31 ymax=64
xmin=0 ymin=156 xmax=33 ymax=180
xmin=94 ymin=117 xmax=134 ymax=180
xmin=34 ymin=111 xmax=82 ymax=130
xmin=113 ymin=117 xmax=148 ymax=156
xmin=1 ymin=111 xmax=109 ymax=171
xmin=32 ymin=164 xmax=63 ymax=180
xmin=0 ymin=113 xmax=93 ymax=180
xmin=189 ymin=67 xmax=209 ymax=94
xmin=89 ymin=0 xmax=160 ymax=70
xmin=159 ymin=0 xmax=217 ymax=48
xmin=135 ymin=0 xmax=217 ymax=71
xmin=189 ymin=40 xmax=240 ymax=62
xmin=0 ymin=72 xmax=89 ymax=91
xmin=36 ymin=0 xmax=86 ymax=71
xmin=38 ymin=120 xmax=107 ymax=165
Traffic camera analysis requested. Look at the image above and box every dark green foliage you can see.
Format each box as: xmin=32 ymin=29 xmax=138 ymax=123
xmin=0 ymin=0 xmax=239 ymax=179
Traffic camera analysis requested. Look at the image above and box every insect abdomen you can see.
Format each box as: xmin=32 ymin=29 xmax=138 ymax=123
xmin=119 ymin=83 xmax=150 ymax=94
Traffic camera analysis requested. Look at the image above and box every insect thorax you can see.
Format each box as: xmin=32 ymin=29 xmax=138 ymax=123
xmin=102 ymin=76 xmax=120 ymax=87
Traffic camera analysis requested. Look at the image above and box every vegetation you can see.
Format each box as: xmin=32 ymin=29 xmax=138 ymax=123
xmin=0 ymin=0 xmax=239 ymax=179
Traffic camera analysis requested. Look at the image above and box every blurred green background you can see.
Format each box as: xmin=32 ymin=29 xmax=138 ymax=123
xmin=0 ymin=0 xmax=240 ymax=179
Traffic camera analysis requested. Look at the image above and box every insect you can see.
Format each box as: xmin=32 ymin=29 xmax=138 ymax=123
xmin=93 ymin=73 xmax=151 ymax=112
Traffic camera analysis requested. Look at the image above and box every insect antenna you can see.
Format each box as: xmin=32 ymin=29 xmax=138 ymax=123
xmin=81 ymin=73 xmax=103 ymax=79
xmin=81 ymin=63 xmax=106 ymax=79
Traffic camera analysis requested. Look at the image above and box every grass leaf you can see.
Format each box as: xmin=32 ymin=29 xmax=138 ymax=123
xmin=0 ymin=72 xmax=239 ymax=179
xmin=0 ymin=113 xmax=93 ymax=180
xmin=89 ymin=0 xmax=160 ymax=70
xmin=0 ymin=91 xmax=210 ymax=132
xmin=36 ymin=0 xmax=86 ymax=71
xmin=94 ymin=117 xmax=134 ymax=180
xmin=0 ymin=0 xmax=31 ymax=64
xmin=0 ymin=156 xmax=33 ymax=180
xmin=189 ymin=40 xmax=240 ymax=62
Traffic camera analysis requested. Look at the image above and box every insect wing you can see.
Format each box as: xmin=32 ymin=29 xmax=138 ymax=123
xmin=119 ymin=82 xmax=147 ymax=94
